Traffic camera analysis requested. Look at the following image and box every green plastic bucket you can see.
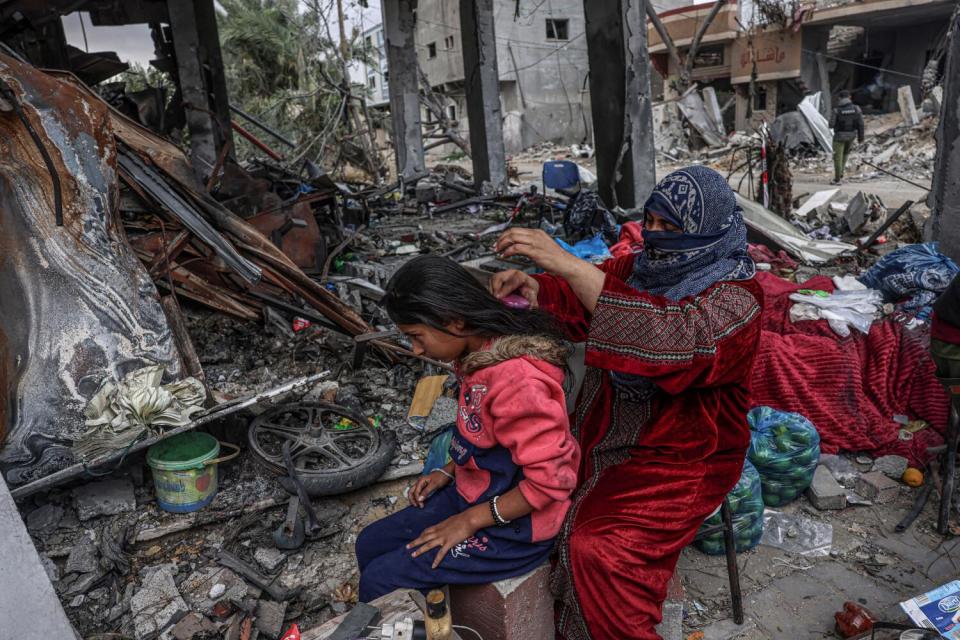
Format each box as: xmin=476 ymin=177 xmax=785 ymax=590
xmin=147 ymin=432 xmax=239 ymax=513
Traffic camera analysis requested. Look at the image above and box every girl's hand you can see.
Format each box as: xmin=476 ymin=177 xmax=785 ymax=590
xmin=408 ymin=471 xmax=452 ymax=508
xmin=495 ymin=228 xmax=581 ymax=278
xmin=407 ymin=511 xmax=480 ymax=569
xmin=488 ymin=269 xmax=540 ymax=309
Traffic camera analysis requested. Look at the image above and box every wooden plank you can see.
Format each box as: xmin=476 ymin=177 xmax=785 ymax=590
xmin=407 ymin=375 xmax=449 ymax=421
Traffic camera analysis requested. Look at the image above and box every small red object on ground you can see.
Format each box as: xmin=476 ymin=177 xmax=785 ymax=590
xmin=835 ymin=601 xmax=876 ymax=637
xmin=292 ymin=318 xmax=311 ymax=332
xmin=280 ymin=624 xmax=301 ymax=640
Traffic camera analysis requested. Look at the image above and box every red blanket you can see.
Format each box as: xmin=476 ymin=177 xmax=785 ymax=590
xmin=750 ymin=272 xmax=948 ymax=465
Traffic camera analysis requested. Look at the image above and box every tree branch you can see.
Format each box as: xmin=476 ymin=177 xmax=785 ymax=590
xmin=682 ymin=0 xmax=727 ymax=88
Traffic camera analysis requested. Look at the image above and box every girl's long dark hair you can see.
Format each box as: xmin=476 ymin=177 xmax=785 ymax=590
xmin=382 ymin=255 xmax=561 ymax=339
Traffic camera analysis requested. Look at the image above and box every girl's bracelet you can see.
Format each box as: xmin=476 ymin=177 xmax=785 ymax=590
xmin=432 ymin=468 xmax=455 ymax=481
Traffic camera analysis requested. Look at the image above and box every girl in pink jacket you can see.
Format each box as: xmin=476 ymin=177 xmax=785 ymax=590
xmin=356 ymin=255 xmax=580 ymax=602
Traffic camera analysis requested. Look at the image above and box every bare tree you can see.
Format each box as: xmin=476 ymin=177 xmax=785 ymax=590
xmin=646 ymin=0 xmax=726 ymax=92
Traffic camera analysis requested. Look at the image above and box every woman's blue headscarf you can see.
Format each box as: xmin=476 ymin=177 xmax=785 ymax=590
xmin=628 ymin=166 xmax=755 ymax=301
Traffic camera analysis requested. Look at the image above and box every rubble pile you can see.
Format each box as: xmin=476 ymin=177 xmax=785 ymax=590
xmin=793 ymin=112 xmax=939 ymax=183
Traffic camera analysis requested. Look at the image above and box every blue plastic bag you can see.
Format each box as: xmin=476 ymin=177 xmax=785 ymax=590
xmin=555 ymin=234 xmax=612 ymax=263
xmin=422 ymin=424 xmax=454 ymax=475
xmin=859 ymin=242 xmax=958 ymax=320
xmin=747 ymin=407 xmax=821 ymax=507
xmin=695 ymin=459 xmax=764 ymax=555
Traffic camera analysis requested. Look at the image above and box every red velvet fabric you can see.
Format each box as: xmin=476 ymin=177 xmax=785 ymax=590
xmin=534 ymin=255 xmax=763 ymax=639
xmin=750 ymin=272 xmax=948 ymax=466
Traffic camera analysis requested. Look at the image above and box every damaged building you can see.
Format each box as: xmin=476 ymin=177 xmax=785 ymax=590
xmin=649 ymin=0 xmax=955 ymax=136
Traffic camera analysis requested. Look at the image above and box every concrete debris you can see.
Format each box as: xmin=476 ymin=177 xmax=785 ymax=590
xmin=182 ymin=567 xmax=254 ymax=613
xmin=855 ymin=471 xmax=901 ymax=504
xmin=27 ymin=503 xmax=64 ymax=534
xmin=73 ymin=478 xmax=137 ymax=521
xmin=872 ymin=455 xmax=909 ymax=480
xmin=254 ymin=599 xmax=288 ymax=639
xmin=65 ymin=537 xmax=100 ymax=575
xmin=131 ymin=564 xmax=189 ymax=640
xmin=170 ymin=612 xmax=218 ymax=640
xmin=897 ymin=86 xmax=921 ymax=127
xmin=806 ymin=465 xmax=847 ymax=510
xmin=254 ymin=546 xmax=287 ymax=574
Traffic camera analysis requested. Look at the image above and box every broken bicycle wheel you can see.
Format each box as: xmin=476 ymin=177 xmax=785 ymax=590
xmin=248 ymin=402 xmax=396 ymax=497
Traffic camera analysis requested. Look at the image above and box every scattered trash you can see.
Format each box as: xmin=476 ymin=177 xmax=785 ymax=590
xmin=835 ymin=601 xmax=877 ymax=638
xmin=900 ymin=580 xmax=960 ymax=638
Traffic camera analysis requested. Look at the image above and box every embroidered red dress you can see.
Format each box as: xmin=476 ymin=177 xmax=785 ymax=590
xmin=534 ymin=253 xmax=764 ymax=640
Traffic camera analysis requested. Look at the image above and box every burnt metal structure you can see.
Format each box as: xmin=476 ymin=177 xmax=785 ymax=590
xmin=0 ymin=52 xmax=181 ymax=486
xmin=0 ymin=0 xmax=234 ymax=179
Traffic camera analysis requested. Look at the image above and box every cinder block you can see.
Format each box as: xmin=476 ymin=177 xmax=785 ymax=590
xmin=655 ymin=574 xmax=685 ymax=640
xmin=806 ymin=465 xmax=847 ymax=510
xmin=855 ymin=471 xmax=900 ymax=504
xmin=449 ymin=563 xmax=554 ymax=640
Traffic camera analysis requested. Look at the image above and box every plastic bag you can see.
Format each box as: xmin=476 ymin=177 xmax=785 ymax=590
xmin=858 ymin=242 xmax=958 ymax=321
xmin=747 ymin=407 xmax=821 ymax=507
xmin=760 ymin=510 xmax=833 ymax=557
xmin=555 ymin=234 xmax=612 ymax=264
xmin=423 ymin=425 xmax=454 ymax=474
xmin=695 ymin=459 xmax=764 ymax=555
xmin=788 ymin=289 xmax=884 ymax=337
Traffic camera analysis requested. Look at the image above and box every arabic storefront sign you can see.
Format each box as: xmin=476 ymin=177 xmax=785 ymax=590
xmin=731 ymin=29 xmax=802 ymax=84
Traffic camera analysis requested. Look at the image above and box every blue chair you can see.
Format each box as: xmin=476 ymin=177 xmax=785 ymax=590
xmin=542 ymin=160 xmax=581 ymax=197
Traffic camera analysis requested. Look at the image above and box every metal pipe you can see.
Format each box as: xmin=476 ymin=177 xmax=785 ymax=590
xmin=860 ymin=159 xmax=931 ymax=192
xmin=229 ymin=103 xmax=296 ymax=148
xmin=232 ymin=121 xmax=284 ymax=161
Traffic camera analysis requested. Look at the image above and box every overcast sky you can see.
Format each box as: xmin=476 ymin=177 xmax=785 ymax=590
xmin=61 ymin=0 xmax=382 ymax=68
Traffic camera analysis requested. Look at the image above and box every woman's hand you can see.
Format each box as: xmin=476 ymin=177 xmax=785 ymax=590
xmin=495 ymin=228 xmax=581 ymax=278
xmin=408 ymin=470 xmax=452 ymax=508
xmin=407 ymin=511 xmax=481 ymax=569
xmin=488 ymin=269 xmax=540 ymax=309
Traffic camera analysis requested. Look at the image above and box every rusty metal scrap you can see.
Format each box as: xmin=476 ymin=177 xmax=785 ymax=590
xmin=0 ymin=52 xmax=181 ymax=486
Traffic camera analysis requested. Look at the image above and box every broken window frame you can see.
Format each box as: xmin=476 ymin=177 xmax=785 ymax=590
xmin=445 ymin=35 xmax=455 ymax=50
xmin=755 ymin=85 xmax=768 ymax=111
xmin=546 ymin=18 xmax=569 ymax=41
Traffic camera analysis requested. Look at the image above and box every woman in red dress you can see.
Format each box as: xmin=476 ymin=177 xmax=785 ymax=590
xmin=491 ymin=166 xmax=763 ymax=639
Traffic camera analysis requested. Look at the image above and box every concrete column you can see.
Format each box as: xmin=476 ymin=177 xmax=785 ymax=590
xmin=0 ymin=476 xmax=78 ymax=639
xmin=929 ymin=11 xmax=960 ymax=261
xmin=583 ymin=0 xmax=656 ymax=209
xmin=382 ymin=0 xmax=426 ymax=180
xmin=460 ymin=0 xmax=507 ymax=190
xmin=167 ymin=0 xmax=233 ymax=178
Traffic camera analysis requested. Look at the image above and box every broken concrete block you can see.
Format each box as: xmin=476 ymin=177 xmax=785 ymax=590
xmin=806 ymin=465 xmax=847 ymax=510
xmin=855 ymin=471 xmax=900 ymax=504
xmin=26 ymin=503 xmax=64 ymax=534
xmin=182 ymin=566 xmax=255 ymax=612
xmin=655 ymin=574 xmax=685 ymax=640
xmin=40 ymin=554 xmax=60 ymax=583
xmin=73 ymin=478 xmax=136 ymax=521
xmin=254 ymin=547 xmax=286 ymax=573
xmin=254 ymin=599 xmax=288 ymax=639
xmin=450 ymin=563 xmax=555 ymax=640
xmin=898 ymin=85 xmax=921 ymax=126
xmin=65 ymin=538 xmax=100 ymax=575
xmin=872 ymin=455 xmax=909 ymax=480
xmin=844 ymin=191 xmax=869 ymax=233
xmin=171 ymin=612 xmax=218 ymax=640
xmin=131 ymin=564 xmax=189 ymax=640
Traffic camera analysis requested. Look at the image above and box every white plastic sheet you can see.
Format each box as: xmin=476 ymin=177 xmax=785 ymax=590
xmin=797 ymin=92 xmax=834 ymax=154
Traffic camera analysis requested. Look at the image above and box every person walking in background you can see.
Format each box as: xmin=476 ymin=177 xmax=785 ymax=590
xmin=830 ymin=89 xmax=864 ymax=184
